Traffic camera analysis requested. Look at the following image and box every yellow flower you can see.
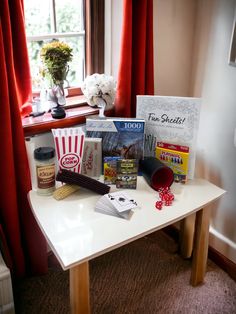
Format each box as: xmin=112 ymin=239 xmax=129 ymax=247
xmin=40 ymin=40 xmax=73 ymax=85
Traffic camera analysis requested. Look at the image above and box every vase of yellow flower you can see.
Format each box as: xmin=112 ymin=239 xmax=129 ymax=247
xmin=40 ymin=40 xmax=73 ymax=118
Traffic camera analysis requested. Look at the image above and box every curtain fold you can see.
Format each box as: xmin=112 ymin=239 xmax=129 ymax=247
xmin=115 ymin=0 xmax=154 ymax=118
xmin=0 ymin=0 xmax=47 ymax=277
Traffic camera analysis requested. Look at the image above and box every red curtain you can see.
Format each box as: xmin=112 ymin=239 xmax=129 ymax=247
xmin=115 ymin=0 xmax=154 ymax=118
xmin=0 ymin=0 xmax=47 ymax=277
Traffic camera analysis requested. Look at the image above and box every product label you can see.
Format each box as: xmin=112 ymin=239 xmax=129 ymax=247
xmin=60 ymin=153 xmax=80 ymax=169
xmin=36 ymin=164 xmax=55 ymax=189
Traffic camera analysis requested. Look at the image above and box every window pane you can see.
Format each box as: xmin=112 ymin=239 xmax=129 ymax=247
xmin=60 ymin=37 xmax=85 ymax=87
xmin=24 ymin=0 xmax=51 ymax=36
xmin=27 ymin=37 xmax=84 ymax=90
xmin=56 ymin=0 xmax=83 ymax=33
xmin=25 ymin=0 xmax=85 ymax=90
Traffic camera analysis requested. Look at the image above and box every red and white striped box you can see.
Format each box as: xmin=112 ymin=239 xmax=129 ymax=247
xmin=52 ymin=127 xmax=85 ymax=173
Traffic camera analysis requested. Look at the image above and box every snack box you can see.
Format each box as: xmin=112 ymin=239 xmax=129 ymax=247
xmin=81 ymin=138 xmax=102 ymax=178
xmin=156 ymin=142 xmax=189 ymax=183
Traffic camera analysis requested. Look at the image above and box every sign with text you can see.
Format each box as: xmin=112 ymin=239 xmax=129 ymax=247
xmin=136 ymin=95 xmax=201 ymax=179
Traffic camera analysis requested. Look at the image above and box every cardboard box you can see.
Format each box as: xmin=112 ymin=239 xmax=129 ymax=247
xmin=86 ymin=117 xmax=145 ymax=163
xmin=81 ymin=138 xmax=102 ymax=178
xmin=103 ymin=156 xmax=121 ymax=184
xmin=156 ymin=142 xmax=189 ymax=183
xmin=116 ymin=159 xmax=138 ymax=189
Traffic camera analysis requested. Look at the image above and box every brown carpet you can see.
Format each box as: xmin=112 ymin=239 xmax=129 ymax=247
xmin=13 ymin=231 xmax=236 ymax=314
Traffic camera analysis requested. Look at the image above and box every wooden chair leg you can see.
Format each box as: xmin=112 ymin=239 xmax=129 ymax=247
xmin=70 ymin=261 xmax=90 ymax=314
xmin=190 ymin=207 xmax=211 ymax=286
xmin=179 ymin=214 xmax=195 ymax=258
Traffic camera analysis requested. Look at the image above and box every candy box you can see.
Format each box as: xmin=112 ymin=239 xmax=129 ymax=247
xmin=156 ymin=142 xmax=189 ymax=183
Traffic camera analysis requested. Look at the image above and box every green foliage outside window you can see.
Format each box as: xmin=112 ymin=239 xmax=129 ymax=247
xmin=25 ymin=0 xmax=84 ymax=90
xmin=40 ymin=41 xmax=73 ymax=85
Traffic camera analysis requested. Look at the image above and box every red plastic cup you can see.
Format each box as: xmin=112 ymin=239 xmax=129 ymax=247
xmin=139 ymin=157 xmax=174 ymax=191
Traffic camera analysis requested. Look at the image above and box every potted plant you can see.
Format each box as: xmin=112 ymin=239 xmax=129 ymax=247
xmin=40 ymin=40 xmax=73 ymax=118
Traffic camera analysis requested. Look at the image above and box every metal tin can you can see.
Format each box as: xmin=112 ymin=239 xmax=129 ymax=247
xmin=34 ymin=147 xmax=56 ymax=195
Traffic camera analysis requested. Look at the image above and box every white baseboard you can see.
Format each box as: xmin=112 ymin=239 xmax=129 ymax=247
xmin=209 ymin=226 xmax=236 ymax=264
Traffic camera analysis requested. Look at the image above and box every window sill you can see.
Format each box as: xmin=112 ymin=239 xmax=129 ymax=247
xmin=22 ymin=94 xmax=114 ymax=137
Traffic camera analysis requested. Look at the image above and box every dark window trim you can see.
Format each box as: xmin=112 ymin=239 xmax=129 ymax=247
xmin=23 ymin=106 xmax=98 ymax=137
xmin=23 ymin=106 xmax=114 ymax=137
xmin=84 ymin=0 xmax=104 ymax=75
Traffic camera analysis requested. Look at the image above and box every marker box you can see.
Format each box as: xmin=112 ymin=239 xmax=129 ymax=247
xmin=156 ymin=142 xmax=189 ymax=183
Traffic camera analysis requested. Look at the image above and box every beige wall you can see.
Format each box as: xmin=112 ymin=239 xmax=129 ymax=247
xmin=153 ymin=0 xmax=197 ymax=96
xmin=189 ymin=0 xmax=215 ymax=96
xmin=108 ymin=0 xmax=236 ymax=263
xmin=195 ymin=0 xmax=236 ymax=263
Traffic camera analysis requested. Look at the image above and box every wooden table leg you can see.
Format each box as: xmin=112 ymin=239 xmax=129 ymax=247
xmin=190 ymin=207 xmax=211 ymax=286
xmin=70 ymin=261 xmax=90 ymax=314
xmin=179 ymin=214 xmax=195 ymax=259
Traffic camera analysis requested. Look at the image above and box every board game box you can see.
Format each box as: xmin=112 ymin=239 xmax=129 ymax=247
xmin=103 ymin=156 xmax=121 ymax=185
xmin=86 ymin=117 xmax=145 ymax=163
xmin=116 ymin=159 xmax=138 ymax=189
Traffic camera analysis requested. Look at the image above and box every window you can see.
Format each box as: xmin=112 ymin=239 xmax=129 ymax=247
xmin=22 ymin=0 xmax=105 ymax=133
xmin=24 ymin=0 xmax=85 ymax=91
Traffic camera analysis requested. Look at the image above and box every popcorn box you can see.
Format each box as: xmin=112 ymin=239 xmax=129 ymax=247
xmin=52 ymin=127 xmax=85 ymax=173
xmin=156 ymin=142 xmax=189 ymax=183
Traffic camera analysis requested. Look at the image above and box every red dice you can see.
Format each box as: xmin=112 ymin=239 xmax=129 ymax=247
xmin=155 ymin=201 xmax=163 ymax=210
xmin=156 ymin=188 xmax=175 ymax=209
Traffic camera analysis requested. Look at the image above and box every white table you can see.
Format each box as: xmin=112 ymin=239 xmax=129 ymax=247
xmin=28 ymin=177 xmax=225 ymax=314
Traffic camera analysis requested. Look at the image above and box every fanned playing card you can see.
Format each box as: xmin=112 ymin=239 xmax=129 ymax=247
xmin=94 ymin=191 xmax=138 ymax=219
xmin=104 ymin=191 xmax=138 ymax=212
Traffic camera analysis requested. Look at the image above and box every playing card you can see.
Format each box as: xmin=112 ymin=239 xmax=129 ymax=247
xmin=94 ymin=191 xmax=138 ymax=219
xmin=104 ymin=191 xmax=138 ymax=212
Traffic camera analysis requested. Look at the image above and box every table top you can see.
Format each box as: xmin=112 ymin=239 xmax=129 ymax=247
xmin=28 ymin=177 xmax=225 ymax=270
